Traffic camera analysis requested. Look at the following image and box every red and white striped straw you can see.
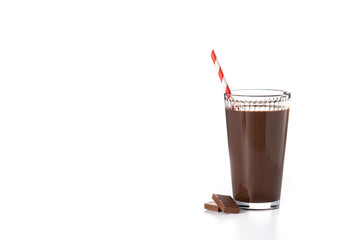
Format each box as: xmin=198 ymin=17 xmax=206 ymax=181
xmin=211 ymin=49 xmax=231 ymax=96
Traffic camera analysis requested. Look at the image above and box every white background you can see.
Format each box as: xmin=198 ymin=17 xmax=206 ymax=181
xmin=1 ymin=0 xmax=360 ymax=239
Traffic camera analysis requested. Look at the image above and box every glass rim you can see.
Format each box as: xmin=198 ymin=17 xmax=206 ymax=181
xmin=224 ymin=89 xmax=291 ymax=98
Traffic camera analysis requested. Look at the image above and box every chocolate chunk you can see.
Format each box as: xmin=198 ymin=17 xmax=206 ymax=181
xmin=235 ymin=184 xmax=250 ymax=202
xmin=204 ymin=201 xmax=221 ymax=212
xmin=212 ymin=194 xmax=240 ymax=213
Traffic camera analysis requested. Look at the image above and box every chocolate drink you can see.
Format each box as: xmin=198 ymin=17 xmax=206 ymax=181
xmin=225 ymin=108 xmax=289 ymax=203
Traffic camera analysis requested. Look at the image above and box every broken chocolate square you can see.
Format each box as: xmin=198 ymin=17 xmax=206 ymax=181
xmin=212 ymin=194 xmax=240 ymax=213
xmin=204 ymin=201 xmax=221 ymax=212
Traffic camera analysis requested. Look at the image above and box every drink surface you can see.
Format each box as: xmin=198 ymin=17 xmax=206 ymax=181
xmin=225 ymin=109 xmax=289 ymax=203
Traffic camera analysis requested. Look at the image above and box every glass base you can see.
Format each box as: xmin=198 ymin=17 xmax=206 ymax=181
xmin=235 ymin=200 xmax=280 ymax=210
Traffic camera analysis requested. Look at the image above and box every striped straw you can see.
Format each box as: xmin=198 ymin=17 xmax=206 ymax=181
xmin=211 ymin=50 xmax=231 ymax=96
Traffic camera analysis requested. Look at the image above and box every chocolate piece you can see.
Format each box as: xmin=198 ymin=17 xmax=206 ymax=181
xmin=204 ymin=201 xmax=221 ymax=212
xmin=212 ymin=194 xmax=240 ymax=213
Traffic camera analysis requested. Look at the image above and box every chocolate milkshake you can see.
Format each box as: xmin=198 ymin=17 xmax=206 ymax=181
xmin=224 ymin=89 xmax=291 ymax=209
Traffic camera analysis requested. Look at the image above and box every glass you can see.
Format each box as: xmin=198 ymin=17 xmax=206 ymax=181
xmin=224 ymin=89 xmax=291 ymax=209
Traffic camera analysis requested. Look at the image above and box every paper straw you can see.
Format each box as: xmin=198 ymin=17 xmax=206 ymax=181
xmin=211 ymin=50 xmax=231 ymax=96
